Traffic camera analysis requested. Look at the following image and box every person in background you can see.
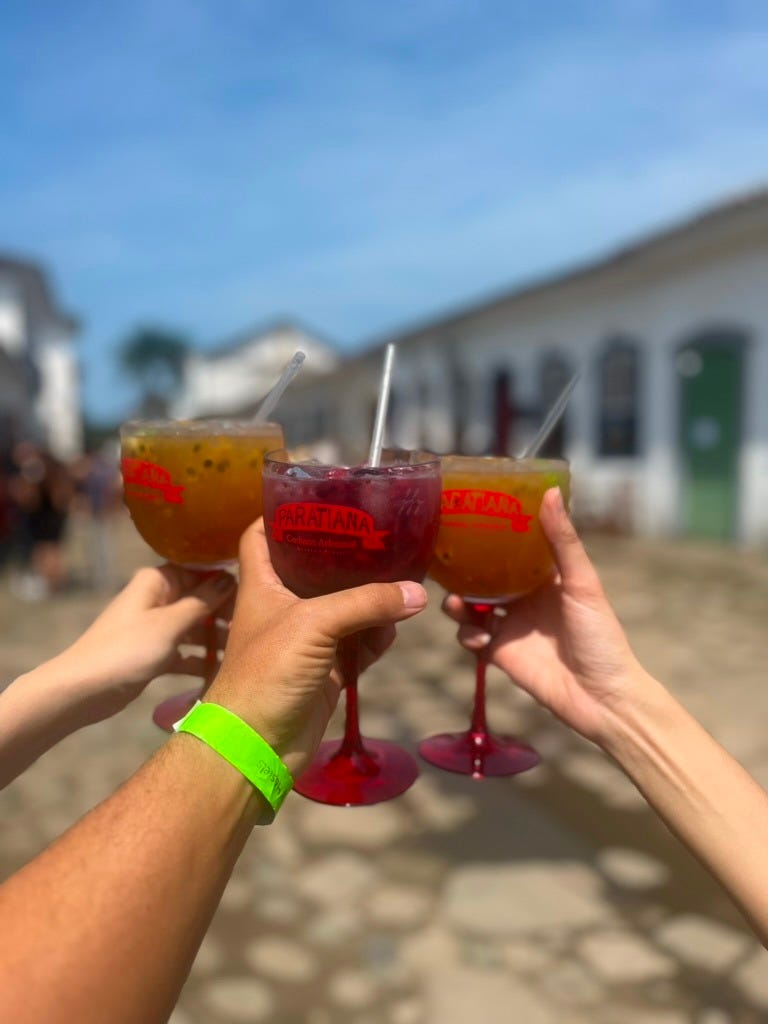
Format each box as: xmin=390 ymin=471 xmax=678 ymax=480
xmin=7 ymin=443 xmax=73 ymax=599
xmin=71 ymin=445 xmax=121 ymax=591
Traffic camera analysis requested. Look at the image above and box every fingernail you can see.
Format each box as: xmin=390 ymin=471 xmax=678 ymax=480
xmin=398 ymin=581 xmax=427 ymax=610
xmin=474 ymin=632 xmax=493 ymax=646
xmin=550 ymin=486 xmax=566 ymax=515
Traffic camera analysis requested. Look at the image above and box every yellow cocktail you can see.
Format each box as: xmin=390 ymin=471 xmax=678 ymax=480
xmin=421 ymin=455 xmax=570 ymax=779
xmin=429 ymin=457 xmax=571 ymax=601
xmin=121 ymin=419 xmax=283 ymax=566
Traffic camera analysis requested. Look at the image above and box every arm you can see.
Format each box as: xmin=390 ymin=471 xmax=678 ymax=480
xmin=445 ymin=487 xmax=768 ymax=947
xmin=0 ymin=566 xmax=236 ymax=788
xmin=0 ymin=520 xmax=427 ymax=1023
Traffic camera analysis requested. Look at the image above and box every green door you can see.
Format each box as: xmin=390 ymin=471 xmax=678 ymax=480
xmin=679 ymin=339 xmax=743 ymax=539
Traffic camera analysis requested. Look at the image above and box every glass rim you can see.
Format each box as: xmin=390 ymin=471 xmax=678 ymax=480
xmin=120 ymin=418 xmax=283 ymax=438
xmin=439 ymin=454 xmax=569 ymax=473
xmin=263 ymin=446 xmax=441 ymax=472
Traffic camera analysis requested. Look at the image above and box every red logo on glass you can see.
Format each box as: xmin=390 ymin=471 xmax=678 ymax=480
xmin=441 ymin=489 xmax=532 ymax=532
xmin=271 ymin=502 xmax=389 ymax=550
xmin=121 ymin=458 xmax=185 ymax=505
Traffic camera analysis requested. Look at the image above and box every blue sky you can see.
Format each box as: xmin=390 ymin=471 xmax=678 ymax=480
xmin=2 ymin=0 xmax=768 ymax=422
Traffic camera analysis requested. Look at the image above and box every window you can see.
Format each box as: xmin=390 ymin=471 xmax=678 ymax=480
xmin=538 ymin=353 xmax=571 ymax=458
xmin=597 ymin=340 xmax=641 ymax=456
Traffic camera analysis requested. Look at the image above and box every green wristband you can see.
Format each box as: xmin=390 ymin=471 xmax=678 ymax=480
xmin=173 ymin=701 xmax=293 ymax=813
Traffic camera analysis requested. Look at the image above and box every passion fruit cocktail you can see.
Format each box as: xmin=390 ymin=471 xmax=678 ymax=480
xmin=120 ymin=418 xmax=284 ymax=729
xmin=422 ymin=456 xmax=570 ymax=778
xmin=121 ymin=419 xmax=284 ymax=566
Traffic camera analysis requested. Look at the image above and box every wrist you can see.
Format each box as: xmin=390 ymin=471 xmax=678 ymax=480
xmin=598 ymin=668 xmax=683 ymax=766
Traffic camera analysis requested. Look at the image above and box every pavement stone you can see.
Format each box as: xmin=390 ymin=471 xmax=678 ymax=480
xmin=201 ymin=976 xmax=275 ymax=1022
xmin=425 ymin=966 xmax=561 ymax=1024
xmin=297 ymin=852 xmax=377 ymax=906
xmin=327 ymin=967 xmax=380 ymax=1010
xmin=297 ymin=802 xmax=408 ymax=849
xmin=579 ymin=928 xmax=678 ymax=983
xmin=367 ymin=883 xmax=434 ymax=929
xmin=597 ymin=845 xmax=671 ymax=890
xmin=443 ymin=862 xmax=612 ymax=937
xmin=654 ymin=914 xmax=748 ymax=971
xmin=244 ymin=937 xmax=317 ymax=983
xmin=305 ymin=907 xmax=363 ymax=948
xmin=734 ymin=946 xmax=768 ymax=1009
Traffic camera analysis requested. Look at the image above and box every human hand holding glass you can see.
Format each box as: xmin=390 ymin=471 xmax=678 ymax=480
xmin=442 ymin=486 xmax=649 ymax=747
xmin=262 ymin=448 xmax=441 ymax=805
xmin=420 ymin=456 xmax=570 ymax=777
xmin=120 ymin=418 xmax=283 ymax=729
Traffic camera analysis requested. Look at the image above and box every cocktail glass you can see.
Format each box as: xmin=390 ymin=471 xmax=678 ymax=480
xmin=263 ymin=448 xmax=442 ymax=806
xmin=120 ymin=418 xmax=284 ymax=729
xmin=419 ymin=455 xmax=570 ymax=778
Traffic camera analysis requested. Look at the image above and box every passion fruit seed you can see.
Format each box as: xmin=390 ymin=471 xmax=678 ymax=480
xmin=217 ymin=460 xmax=230 ymax=472
xmin=203 ymin=459 xmax=213 ymax=469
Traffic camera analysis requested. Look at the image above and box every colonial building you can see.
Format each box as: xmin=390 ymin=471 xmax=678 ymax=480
xmin=291 ymin=189 xmax=767 ymax=544
xmin=0 ymin=256 xmax=81 ymax=460
xmin=172 ymin=318 xmax=339 ymax=440
xmin=171 ymin=189 xmax=768 ymax=543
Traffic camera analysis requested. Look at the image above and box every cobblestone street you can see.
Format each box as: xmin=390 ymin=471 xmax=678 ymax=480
xmin=2 ymin=513 xmax=768 ymax=1023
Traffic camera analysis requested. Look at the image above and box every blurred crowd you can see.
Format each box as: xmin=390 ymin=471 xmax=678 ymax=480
xmin=0 ymin=443 xmax=122 ymax=601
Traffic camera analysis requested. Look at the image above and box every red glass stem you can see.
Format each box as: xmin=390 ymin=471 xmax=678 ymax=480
xmin=468 ymin=603 xmax=494 ymax=746
xmin=337 ymin=634 xmax=365 ymax=758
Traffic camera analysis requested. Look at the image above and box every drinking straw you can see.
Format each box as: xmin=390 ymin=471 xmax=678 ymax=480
xmin=521 ymin=370 xmax=581 ymax=458
xmin=367 ymin=344 xmax=396 ymax=467
xmin=254 ymin=351 xmax=306 ymax=422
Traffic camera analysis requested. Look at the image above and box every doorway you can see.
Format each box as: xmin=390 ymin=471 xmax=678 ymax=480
xmin=678 ymin=333 xmax=745 ymax=540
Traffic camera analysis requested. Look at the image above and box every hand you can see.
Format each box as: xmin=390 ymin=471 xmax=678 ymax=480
xmin=206 ymin=519 xmax=428 ymax=777
xmin=58 ymin=567 xmax=237 ymax=723
xmin=443 ymin=487 xmax=649 ymax=747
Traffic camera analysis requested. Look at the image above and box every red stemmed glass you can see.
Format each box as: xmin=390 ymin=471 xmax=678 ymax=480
xmin=263 ymin=448 xmax=441 ymax=806
xmin=120 ymin=418 xmax=284 ymax=730
xmin=419 ymin=455 xmax=570 ymax=778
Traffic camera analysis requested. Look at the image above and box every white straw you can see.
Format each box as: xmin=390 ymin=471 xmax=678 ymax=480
xmin=367 ymin=344 xmax=396 ymax=467
xmin=254 ymin=351 xmax=306 ymax=422
xmin=521 ymin=370 xmax=581 ymax=458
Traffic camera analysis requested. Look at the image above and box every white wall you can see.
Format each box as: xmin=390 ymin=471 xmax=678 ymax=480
xmin=175 ymin=326 xmax=339 ymax=419
xmin=347 ymin=236 xmax=768 ymax=541
xmin=35 ymin=332 xmax=83 ymax=459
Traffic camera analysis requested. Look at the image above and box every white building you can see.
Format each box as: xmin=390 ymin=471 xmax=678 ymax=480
xmin=299 ymin=189 xmax=768 ymax=543
xmin=172 ymin=319 xmax=339 ymax=439
xmin=0 ymin=256 xmax=81 ymax=460
xmin=170 ymin=189 xmax=768 ymax=543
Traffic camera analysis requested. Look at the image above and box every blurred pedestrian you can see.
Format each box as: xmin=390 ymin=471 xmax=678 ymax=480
xmin=7 ymin=442 xmax=74 ymax=598
xmin=71 ymin=446 xmax=121 ymax=591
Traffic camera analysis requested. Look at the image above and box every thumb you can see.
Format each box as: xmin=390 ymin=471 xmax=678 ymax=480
xmin=540 ymin=487 xmax=604 ymax=599
xmin=310 ymin=580 xmax=427 ymax=640
xmin=163 ymin=571 xmax=237 ymax=635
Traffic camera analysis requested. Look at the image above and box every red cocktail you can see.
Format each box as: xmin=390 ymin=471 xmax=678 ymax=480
xmin=263 ymin=449 xmax=441 ymax=805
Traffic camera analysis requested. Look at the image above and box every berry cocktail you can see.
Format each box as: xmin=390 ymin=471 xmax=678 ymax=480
xmin=120 ymin=418 xmax=284 ymax=728
xmin=263 ymin=448 xmax=441 ymax=805
xmin=421 ymin=455 xmax=570 ymax=778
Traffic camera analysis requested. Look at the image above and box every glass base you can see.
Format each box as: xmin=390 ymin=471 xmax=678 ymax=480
xmin=294 ymin=737 xmax=419 ymax=806
xmin=152 ymin=687 xmax=203 ymax=732
xmin=418 ymin=730 xmax=540 ymax=779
